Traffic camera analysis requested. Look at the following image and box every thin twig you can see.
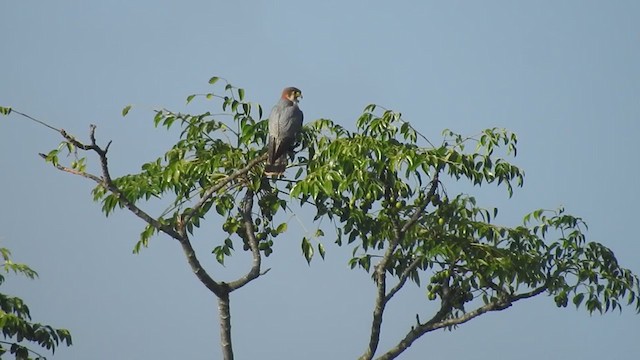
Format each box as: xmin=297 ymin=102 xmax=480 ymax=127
xmin=9 ymin=109 xmax=61 ymax=132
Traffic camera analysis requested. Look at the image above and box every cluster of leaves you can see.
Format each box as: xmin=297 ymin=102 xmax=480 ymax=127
xmin=291 ymin=104 xmax=640 ymax=319
xmin=0 ymin=248 xmax=72 ymax=360
xmin=77 ymin=78 xmax=291 ymax=262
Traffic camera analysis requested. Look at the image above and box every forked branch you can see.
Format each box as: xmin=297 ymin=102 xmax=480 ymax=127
xmin=360 ymin=169 xmax=441 ymax=360
xmin=375 ymin=285 xmax=548 ymax=360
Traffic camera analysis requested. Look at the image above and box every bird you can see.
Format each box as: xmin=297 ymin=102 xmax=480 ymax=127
xmin=264 ymin=87 xmax=303 ymax=176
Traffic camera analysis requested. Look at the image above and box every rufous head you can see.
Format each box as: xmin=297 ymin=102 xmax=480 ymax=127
xmin=281 ymin=87 xmax=303 ymax=102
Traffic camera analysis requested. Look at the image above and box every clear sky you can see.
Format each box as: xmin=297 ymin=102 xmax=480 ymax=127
xmin=1 ymin=1 xmax=639 ymax=359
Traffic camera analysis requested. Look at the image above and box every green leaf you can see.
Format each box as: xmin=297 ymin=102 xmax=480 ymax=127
xmin=318 ymin=243 xmax=326 ymax=259
xmin=121 ymin=105 xmax=132 ymax=117
xmin=573 ymin=293 xmax=585 ymax=308
xmin=275 ymin=222 xmax=288 ymax=234
xmin=186 ymin=94 xmax=196 ymax=104
xmin=359 ymin=255 xmax=371 ymax=272
xmin=301 ymin=237 xmax=313 ymax=264
xmin=43 ymin=148 xmax=60 ymax=167
xmin=238 ymin=88 xmax=245 ymax=101
xmin=0 ymin=106 xmax=12 ymax=115
xmin=209 ymin=76 xmax=220 ymax=85
xmin=0 ymin=247 xmax=73 ymax=353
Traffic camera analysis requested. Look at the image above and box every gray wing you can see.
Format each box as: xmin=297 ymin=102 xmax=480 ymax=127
xmin=268 ymin=102 xmax=285 ymax=139
xmin=267 ymin=135 xmax=277 ymax=164
xmin=278 ymin=103 xmax=303 ymax=138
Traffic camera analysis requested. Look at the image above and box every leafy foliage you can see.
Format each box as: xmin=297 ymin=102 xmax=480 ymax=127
xmin=52 ymin=79 xmax=291 ymax=262
xmin=0 ymin=247 xmax=72 ymax=360
xmin=292 ymin=105 xmax=640 ymax=319
xmin=11 ymin=77 xmax=637 ymax=360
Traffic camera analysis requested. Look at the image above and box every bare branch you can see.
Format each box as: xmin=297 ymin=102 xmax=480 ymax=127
xmin=43 ymin=127 xmax=179 ymax=240
xmin=217 ymin=291 xmax=234 ymax=360
xmin=360 ymin=266 xmax=387 ymax=360
xmin=176 ymin=235 xmax=226 ymax=296
xmin=375 ymin=285 xmax=548 ymax=360
xmin=38 ymin=157 xmax=102 ymax=183
xmin=44 ymin=126 xmax=228 ymax=297
xmin=509 ymin=285 xmax=548 ymax=302
xmin=227 ymin=188 xmax=263 ymax=291
xmin=8 ymin=108 xmax=61 ymax=132
xmin=385 ymin=256 xmax=423 ymax=302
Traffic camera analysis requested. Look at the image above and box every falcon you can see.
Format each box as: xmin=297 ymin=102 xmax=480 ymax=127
xmin=264 ymin=87 xmax=303 ymax=176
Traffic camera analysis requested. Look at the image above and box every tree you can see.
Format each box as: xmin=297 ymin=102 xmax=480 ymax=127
xmin=1 ymin=77 xmax=638 ymax=359
xmin=0 ymin=247 xmax=72 ymax=360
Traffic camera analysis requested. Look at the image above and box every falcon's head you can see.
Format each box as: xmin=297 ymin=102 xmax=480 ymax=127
xmin=281 ymin=87 xmax=303 ymax=103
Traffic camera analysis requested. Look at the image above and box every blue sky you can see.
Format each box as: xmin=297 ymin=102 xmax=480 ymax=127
xmin=1 ymin=1 xmax=639 ymax=359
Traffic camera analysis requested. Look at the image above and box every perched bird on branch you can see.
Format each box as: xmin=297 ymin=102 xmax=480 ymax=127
xmin=265 ymin=87 xmax=303 ymax=176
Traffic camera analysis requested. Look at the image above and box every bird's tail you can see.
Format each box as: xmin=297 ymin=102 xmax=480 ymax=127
xmin=265 ymin=137 xmax=290 ymax=176
xmin=265 ymin=151 xmax=288 ymax=176
xmin=264 ymin=163 xmax=287 ymax=176
xmin=267 ymin=138 xmax=277 ymax=165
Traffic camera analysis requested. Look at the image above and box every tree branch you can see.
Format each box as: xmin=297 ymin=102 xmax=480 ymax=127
xmin=227 ymin=188 xmax=263 ymax=291
xmin=44 ymin=126 xmax=228 ymax=297
xmin=218 ymin=290 xmax=234 ymax=360
xmin=211 ymin=189 xmax=267 ymax=360
xmin=176 ymin=236 xmax=226 ymax=296
xmin=385 ymin=256 xmax=423 ymax=303
xmin=360 ymin=265 xmax=387 ymax=360
xmin=44 ymin=126 xmax=179 ymax=240
xmin=361 ymin=168 xmax=442 ymax=360
xmin=375 ymin=285 xmax=548 ymax=360
xmin=401 ymin=168 xmax=440 ymax=234
xmin=360 ymin=174 xmax=403 ymax=360
xmin=360 ymin=255 xmax=424 ymax=360
xmin=183 ymin=153 xmax=268 ymax=226
xmin=7 ymin=108 xmax=61 ymax=132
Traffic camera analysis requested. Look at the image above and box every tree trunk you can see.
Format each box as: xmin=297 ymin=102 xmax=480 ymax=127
xmin=218 ymin=290 xmax=233 ymax=360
